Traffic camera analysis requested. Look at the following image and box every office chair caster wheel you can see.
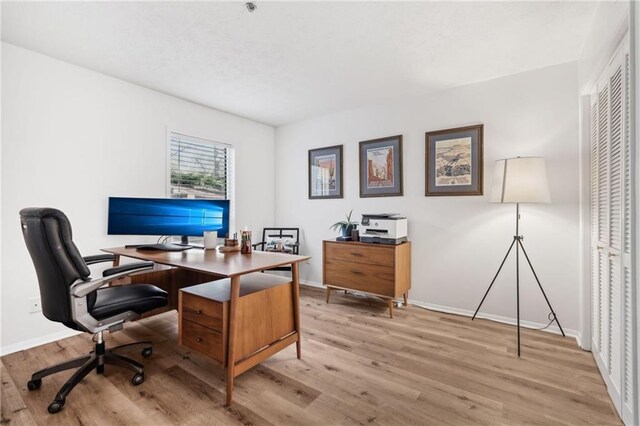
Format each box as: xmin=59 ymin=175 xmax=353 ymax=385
xmin=27 ymin=379 xmax=42 ymax=391
xmin=48 ymin=399 xmax=65 ymax=414
xmin=131 ymin=373 xmax=144 ymax=386
xmin=141 ymin=347 xmax=152 ymax=358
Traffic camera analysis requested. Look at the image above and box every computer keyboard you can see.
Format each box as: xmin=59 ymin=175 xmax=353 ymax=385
xmin=127 ymin=243 xmax=193 ymax=252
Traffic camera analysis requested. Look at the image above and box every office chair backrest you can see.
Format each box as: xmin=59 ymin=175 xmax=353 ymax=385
xmin=19 ymin=208 xmax=91 ymax=325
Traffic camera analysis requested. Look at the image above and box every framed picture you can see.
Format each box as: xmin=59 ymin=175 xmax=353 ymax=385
xmin=425 ymin=124 xmax=483 ymax=196
xmin=359 ymin=135 xmax=403 ymax=198
xmin=308 ymin=145 xmax=343 ymax=199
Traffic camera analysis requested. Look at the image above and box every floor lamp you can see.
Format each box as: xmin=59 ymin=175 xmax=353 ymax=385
xmin=472 ymin=157 xmax=565 ymax=357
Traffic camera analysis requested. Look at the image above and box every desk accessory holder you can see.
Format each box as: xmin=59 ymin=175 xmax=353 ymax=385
xmin=241 ymin=230 xmax=252 ymax=254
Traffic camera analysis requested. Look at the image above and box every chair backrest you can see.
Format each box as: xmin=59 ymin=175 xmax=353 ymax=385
xmin=19 ymin=208 xmax=91 ymax=325
xmin=261 ymin=228 xmax=300 ymax=254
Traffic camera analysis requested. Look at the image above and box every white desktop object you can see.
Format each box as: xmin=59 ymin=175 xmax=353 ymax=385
xmin=203 ymin=231 xmax=218 ymax=250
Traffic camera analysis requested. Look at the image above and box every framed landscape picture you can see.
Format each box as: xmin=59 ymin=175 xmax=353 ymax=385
xmin=425 ymin=124 xmax=483 ymax=196
xmin=308 ymin=145 xmax=343 ymax=199
xmin=359 ymin=135 xmax=403 ymax=198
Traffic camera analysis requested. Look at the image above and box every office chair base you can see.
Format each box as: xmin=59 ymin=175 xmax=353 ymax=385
xmin=27 ymin=339 xmax=152 ymax=414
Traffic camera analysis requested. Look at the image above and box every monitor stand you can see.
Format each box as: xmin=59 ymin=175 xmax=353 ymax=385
xmin=178 ymin=235 xmax=200 ymax=249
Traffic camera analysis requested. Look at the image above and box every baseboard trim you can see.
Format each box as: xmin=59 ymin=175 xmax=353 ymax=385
xmin=409 ymin=299 xmax=579 ymax=343
xmin=576 ymin=332 xmax=591 ymax=351
xmin=301 ymin=280 xmax=323 ymax=288
xmin=1 ymin=329 xmax=82 ymax=357
xmin=300 ymin=280 xmax=580 ymax=345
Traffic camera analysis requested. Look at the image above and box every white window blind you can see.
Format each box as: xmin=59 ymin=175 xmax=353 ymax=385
xmin=169 ymin=132 xmax=232 ymax=199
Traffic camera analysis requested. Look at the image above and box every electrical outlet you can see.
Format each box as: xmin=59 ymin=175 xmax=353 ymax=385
xmin=28 ymin=297 xmax=42 ymax=314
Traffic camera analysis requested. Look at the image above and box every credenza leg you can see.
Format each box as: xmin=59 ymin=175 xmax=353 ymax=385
xmin=292 ymin=263 xmax=302 ymax=360
xmin=325 ymin=287 xmax=331 ymax=304
xmin=388 ymin=299 xmax=394 ymax=319
xmin=226 ymin=276 xmax=241 ymax=406
xmin=403 ymin=292 xmax=408 ymax=306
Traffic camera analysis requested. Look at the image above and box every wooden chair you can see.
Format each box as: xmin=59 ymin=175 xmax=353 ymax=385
xmin=252 ymin=228 xmax=300 ymax=271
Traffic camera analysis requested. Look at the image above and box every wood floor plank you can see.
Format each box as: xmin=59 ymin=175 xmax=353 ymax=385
xmin=1 ymin=360 xmax=37 ymax=426
xmin=1 ymin=285 xmax=622 ymax=425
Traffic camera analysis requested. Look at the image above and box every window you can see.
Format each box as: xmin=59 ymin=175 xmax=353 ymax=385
xmin=169 ymin=132 xmax=232 ymax=199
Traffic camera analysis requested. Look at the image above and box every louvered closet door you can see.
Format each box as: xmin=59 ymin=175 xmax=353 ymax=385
xmin=619 ymin=50 xmax=636 ymax=426
xmin=590 ymin=37 xmax=636 ymax=425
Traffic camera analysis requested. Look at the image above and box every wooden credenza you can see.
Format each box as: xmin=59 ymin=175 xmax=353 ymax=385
xmin=322 ymin=240 xmax=411 ymax=318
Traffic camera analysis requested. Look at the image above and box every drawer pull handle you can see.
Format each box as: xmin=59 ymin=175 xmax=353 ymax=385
xmin=195 ymin=309 xmax=202 ymax=315
xmin=350 ymin=252 xmax=363 ymax=256
xmin=351 ymin=270 xmax=364 ymax=275
xmin=196 ymin=337 xmax=203 ymax=343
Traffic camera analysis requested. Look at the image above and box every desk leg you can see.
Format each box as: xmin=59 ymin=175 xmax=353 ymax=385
xmin=292 ymin=262 xmax=302 ymax=360
xmin=226 ymin=276 xmax=240 ymax=406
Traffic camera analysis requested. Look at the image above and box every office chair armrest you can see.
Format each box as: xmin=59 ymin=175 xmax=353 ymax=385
xmin=252 ymin=241 xmax=266 ymax=249
xmin=70 ymin=263 xmax=155 ymax=298
xmin=83 ymin=254 xmax=117 ymax=265
xmin=103 ymin=261 xmax=154 ymax=277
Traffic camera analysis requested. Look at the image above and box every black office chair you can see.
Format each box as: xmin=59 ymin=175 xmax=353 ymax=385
xmin=19 ymin=208 xmax=169 ymax=414
xmin=252 ymin=227 xmax=300 ymax=272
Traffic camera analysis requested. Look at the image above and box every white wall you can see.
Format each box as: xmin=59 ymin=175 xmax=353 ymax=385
xmin=1 ymin=43 xmax=275 ymax=353
xmin=275 ymin=62 xmax=581 ymax=335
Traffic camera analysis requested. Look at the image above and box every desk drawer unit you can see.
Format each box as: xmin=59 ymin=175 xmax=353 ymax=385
xmin=181 ymin=292 xmax=225 ymax=332
xmin=181 ymin=319 xmax=226 ymax=363
xmin=179 ymin=273 xmax=295 ymax=366
xmin=322 ymin=240 xmax=411 ymax=318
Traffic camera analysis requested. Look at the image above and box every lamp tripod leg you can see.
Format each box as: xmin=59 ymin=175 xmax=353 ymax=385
xmin=516 ymin=237 xmax=521 ymax=357
xmin=516 ymin=239 xmax=565 ymax=337
xmin=472 ymin=238 xmax=517 ymax=320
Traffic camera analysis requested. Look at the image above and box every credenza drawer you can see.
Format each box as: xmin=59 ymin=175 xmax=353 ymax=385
xmin=324 ymin=258 xmax=395 ymax=297
xmin=180 ymin=319 xmax=225 ymax=364
xmin=181 ymin=292 xmax=224 ymax=332
xmin=324 ymin=242 xmax=394 ymax=267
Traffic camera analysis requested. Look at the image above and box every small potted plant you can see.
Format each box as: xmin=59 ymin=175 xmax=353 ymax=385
xmin=330 ymin=210 xmax=359 ymax=240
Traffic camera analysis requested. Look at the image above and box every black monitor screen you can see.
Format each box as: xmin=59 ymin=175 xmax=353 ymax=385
xmin=108 ymin=197 xmax=230 ymax=238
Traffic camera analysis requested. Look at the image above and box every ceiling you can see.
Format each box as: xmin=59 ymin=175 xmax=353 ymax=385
xmin=2 ymin=1 xmax=598 ymax=127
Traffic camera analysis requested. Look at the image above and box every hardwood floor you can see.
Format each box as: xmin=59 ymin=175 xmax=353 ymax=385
xmin=1 ymin=286 xmax=621 ymax=425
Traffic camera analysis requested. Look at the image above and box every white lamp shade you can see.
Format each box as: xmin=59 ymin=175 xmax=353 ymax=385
xmin=489 ymin=157 xmax=551 ymax=203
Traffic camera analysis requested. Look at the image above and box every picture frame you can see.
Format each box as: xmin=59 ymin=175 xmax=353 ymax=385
xmin=425 ymin=124 xmax=483 ymax=196
xmin=359 ymin=135 xmax=403 ymax=198
xmin=308 ymin=144 xmax=343 ymax=199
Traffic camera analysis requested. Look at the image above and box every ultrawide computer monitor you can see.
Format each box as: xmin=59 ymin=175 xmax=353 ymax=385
xmin=108 ymin=197 xmax=230 ymax=239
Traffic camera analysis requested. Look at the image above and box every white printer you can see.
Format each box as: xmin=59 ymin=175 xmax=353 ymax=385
xmin=360 ymin=214 xmax=408 ymax=245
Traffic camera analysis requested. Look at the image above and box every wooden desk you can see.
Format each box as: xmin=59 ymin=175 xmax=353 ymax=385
xmin=101 ymin=247 xmax=310 ymax=405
